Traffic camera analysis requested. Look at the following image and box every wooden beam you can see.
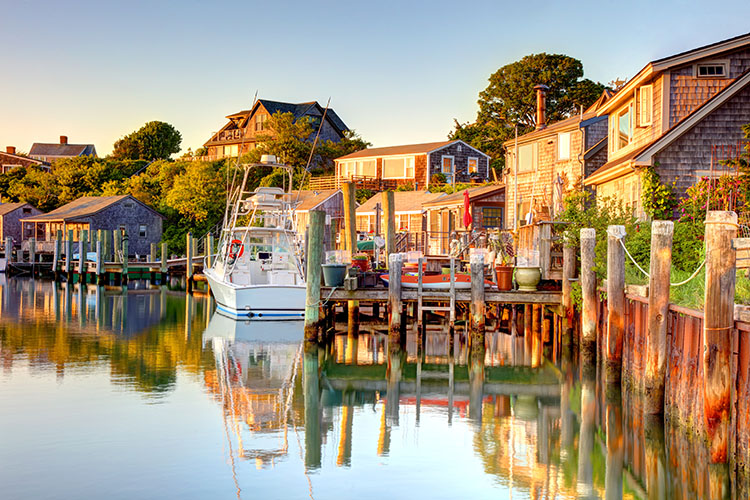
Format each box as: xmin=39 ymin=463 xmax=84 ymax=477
xmin=383 ymin=191 xmax=395 ymax=262
xmin=305 ymin=210 xmax=325 ymax=341
xmin=606 ymin=225 xmax=626 ymax=383
xmin=580 ymin=228 xmax=597 ymax=356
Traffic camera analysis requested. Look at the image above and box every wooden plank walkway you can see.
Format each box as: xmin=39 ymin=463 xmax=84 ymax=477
xmin=321 ymin=287 xmax=561 ymax=305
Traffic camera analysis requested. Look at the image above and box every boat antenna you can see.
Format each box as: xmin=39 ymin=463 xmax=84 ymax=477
xmin=295 ymin=97 xmax=331 ymax=205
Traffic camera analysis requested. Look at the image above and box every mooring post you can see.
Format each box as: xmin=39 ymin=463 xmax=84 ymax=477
xmin=343 ymin=182 xmax=358 ymax=322
xmin=79 ymin=230 xmax=88 ymax=283
xmin=531 ymin=304 xmax=542 ymax=367
xmin=206 ymin=233 xmax=214 ymax=268
xmin=580 ymin=228 xmax=597 ymax=357
xmin=29 ymin=237 xmax=36 ymax=275
xmin=53 ymin=230 xmax=62 ymax=280
xmin=304 ymin=210 xmax=325 ymax=341
xmin=150 ymin=243 xmax=157 ymax=265
xmin=644 ymin=220 xmax=673 ymax=414
xmin=186 ymin=232 xmax=193 ymax=293
xmin=383 ymin=191 xmax=395 ymax=264
xmin=121 ymin=231 xmax=129 ymax=285
xmin=95 ymin=240 xmax=103 ymax=284
xmin=562 ymin=239 xmax=575 ymax=346
xmin=388 ymin=253 xmax=403 ymax=334
xmin=5 ymin=237 xmax=12 ymax=265
xmin=114 ymin=230 xmax=122 ymax=263
xmin=65 ymin=230 xmax=73 ymax=278
xmin=470 ymin=252 xmax=485 ymax=347
xmin=703 ymin=211 xmax=737 ymax=464
xmin=160 ymin=242 xmax=168 ymax=278
xmin=606 ymin=225 xmax=626 ymax=383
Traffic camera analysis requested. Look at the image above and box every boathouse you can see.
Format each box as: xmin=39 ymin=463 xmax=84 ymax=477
xmin=291 ymin=189 xmax=343 ymax=237
xmin=19 ymin=195 xmax=163 ymax=256
xmin=0 ymin=202 xmax=42 ymax=247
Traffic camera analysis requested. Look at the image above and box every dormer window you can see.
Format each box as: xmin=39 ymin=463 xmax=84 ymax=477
xmin=696 ymin=62 xmax=727 ymax=78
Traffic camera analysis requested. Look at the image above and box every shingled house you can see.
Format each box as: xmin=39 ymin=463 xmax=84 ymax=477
xmin=290 ymin=189 xmax=344 ymax=238
xmin=355 ymin=190 xmax=445 ymax=235
xmin=203 ymin=100 xmax=349 ymax=160
xmin=20 ymin=195 xmax=163 ymax=256
xmin=330 ymin=140 xmax=491 ymax=191
xmin=503 ymin=88 xmax=611 ymax=227
xmin=584 ymin=32 xmax=750 ymax=218
xmin=0 ymin=146 xmax=50 ymax=173
xmin=29 ymin=136 xmax=97 ymax=163
xmin=0 ymin=203 xmax=42 ymax=246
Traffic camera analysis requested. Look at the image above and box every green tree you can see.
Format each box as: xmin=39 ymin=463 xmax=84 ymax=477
xmin=165 ymin=161 xmax=226 ymax=223
xmin=7 ymin=167 xmax=61 ymax=211
xmin=451 ymin=53 xmax=606 ymax=173
xmin=111 ymin=121 xmax=182 ymax=160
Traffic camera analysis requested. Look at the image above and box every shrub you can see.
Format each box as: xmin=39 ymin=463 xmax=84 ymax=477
xmin=641 ymin=165 xmax=676 ymax=220
xmin=431 ymin=173 xmax=447 ymax=185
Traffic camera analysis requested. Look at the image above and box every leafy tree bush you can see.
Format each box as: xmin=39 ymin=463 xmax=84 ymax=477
xmin=356 ymin=189 xmax=374 ymax=205
xmin=430 ymin=173 xmax=446 ymax=185
xmin=111 ymin=121 xmax=182 ymax=160
xmin=396 ymin=183 xmax=414 ymax=191
xmin=641 ymin=165 xmax=676 ymax=220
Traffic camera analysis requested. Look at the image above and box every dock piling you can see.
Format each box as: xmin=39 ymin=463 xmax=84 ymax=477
xmin=343 ymin=182 xmax=358 ymax=321
xmin=703 ymin=211 xmax=737 ymax=464
xmin=562 ymin=239 xmax=575 ymax=346
xmin=65 ymin=230 xmax=73 ymax=279
xmin=606 ymin=225 xmax=626 ymax=383
xmin=644 ymin=220 xmax=673 ymax=413
xmin=388 ymin=253 xmax=403 ymax=334
xmin=186 ymin=232 xmax=193 ymax=292
xmin=470 ymin=252 xmax=485 ymax=345
xmin=383 ymin=191 xmax=395 ymax=260
xmin=53 ymin=230 xmax=62 ymax=280
xmin=580 ymin=228 xmax=597 ymax=358
xmin=121 ymin=231 xmax=128 ymax=285
xmin=304 ymin=210 xmax=325 ymax=341
xmin=79 ymin=230 xmax=88 ymax=283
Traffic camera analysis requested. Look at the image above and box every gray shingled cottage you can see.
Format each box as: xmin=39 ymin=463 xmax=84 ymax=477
xmin=20 ymin=195 xmax=163 ymax=256
xmin=0 ymin=203 xmax=43 ymax=247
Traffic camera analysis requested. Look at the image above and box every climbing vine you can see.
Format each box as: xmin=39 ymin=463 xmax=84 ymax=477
xmin=641 ymin=165 xmax=676 ymax=220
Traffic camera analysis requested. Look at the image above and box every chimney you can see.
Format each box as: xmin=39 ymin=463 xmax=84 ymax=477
xmin=534 ymin=84 xmax=549 ymax=130
xmin=6 ymin=146 xmax=16 ymax=155
xmin=60 ymin=135 xmax=68 ymax=145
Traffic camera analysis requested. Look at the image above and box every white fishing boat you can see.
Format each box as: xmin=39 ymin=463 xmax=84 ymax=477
xmin=203 ymin=156 xmax=306 ymax=319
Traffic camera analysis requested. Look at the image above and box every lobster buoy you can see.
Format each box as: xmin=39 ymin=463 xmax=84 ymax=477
xmin=227 ymin=239 xmax=244 ymax=260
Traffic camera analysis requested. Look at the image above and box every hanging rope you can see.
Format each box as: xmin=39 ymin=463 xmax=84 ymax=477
xmin=614 ymin=232 xmax=706 ymax=287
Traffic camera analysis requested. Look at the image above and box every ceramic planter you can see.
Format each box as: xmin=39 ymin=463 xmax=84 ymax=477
xmin=322 ymin=264 xmax=348 ymax=287
xmin=515 ymin=266 xmax=541 ymax=291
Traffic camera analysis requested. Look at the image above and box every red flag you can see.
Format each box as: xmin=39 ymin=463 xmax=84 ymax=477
xmin=463 ymin=190 xmax=473 ymax=228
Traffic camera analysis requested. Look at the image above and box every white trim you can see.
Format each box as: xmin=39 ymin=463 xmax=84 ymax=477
xmin=440 ymin=155 xmax=455 ymax=175
xmin=467 ymin=156 xmax=479 ymax=174
xmin=335 ymin=140 xmax=490 ymax=163
xmin=693 ymin=59 xmax=730 ymax=79
xmin=661 ymin=72 xmax=670 ymax=134
xmin=638 ymin=84 xmax=653 ymax=127
xmin=556 ymin=132 xmax=571 ymax=160
xmin=635 ymin=70 xmax=750 ymax=164
xmin=381 ymin=156 xmax=416 ymax=179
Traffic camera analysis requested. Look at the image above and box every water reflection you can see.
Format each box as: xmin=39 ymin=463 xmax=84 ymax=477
xmin=1 ymin=278 xmax=748 ymax=499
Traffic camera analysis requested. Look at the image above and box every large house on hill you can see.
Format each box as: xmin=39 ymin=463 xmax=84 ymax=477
xmin=503 ymin=87 xmax=612 ymax=227
xmin=29 ymin=136 xmax=97 ymax=163
xmin=203 ymin=99 xmax=349 ymax=161
xmin=329 ymin=140 xmax=491 ymax=191
xmin=0 ymin=146 xmax=50 ymax=173
xmin=584 ymin=32 xmax=750 ymax=218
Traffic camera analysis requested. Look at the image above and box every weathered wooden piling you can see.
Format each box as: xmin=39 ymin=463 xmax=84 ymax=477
xmin=580 ymin=228 xmax=597 ymax=355
xmin=160 ymin=242 xmax=168 ymax=277
xmin=342 ymin=182 xmax=358 ymax=321
xmin=606 ymin=225 xmax=626 ymax=383
xmin=186 ymin=232 xmax=193 ymax=292
xmin=703 ymin=211 xmax=737 ymax=464
xmin=95 ymin=241 xmax=103 ymax=284
xmin=5 ymin=237 xmax=12 ymax=265
xmin=470 ymin=252 xmax=485 ymax=344
xmin=531 ymin=304 xmax=542 ymax=367
xmin=304 ymin=210 xmax=325 ymax=341
xmin=114 ymin=229 xmax=122 ymax=263
xmin=121 ymin=232 xmax=129 ymax=285
xmin=383 ymin=191 xmax=395 ymax=262
xmin=79 ymin=230 xmax=88 ymax=283
xmin=644 ymin=220 xmax=673 ymax=414
xmin=562 ymin=240 xmax=575 ymax=346
xmin=206 ymin=233 xmax=214 ymax=268
xmin=388 ymin=253 xmax=403 ymax=334
xmin=53 ymin=230 xmax=62 ymax=280
xmin=65 ymin=230 xmax=73 ymax=278
xmin=29 ymin=237 xmax=36 ymax=274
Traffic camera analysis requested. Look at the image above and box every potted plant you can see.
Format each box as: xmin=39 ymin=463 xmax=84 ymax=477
xmin=322 ymin=254 xmax=348 ymax=287
xmin=491 ymin=231 xmax=515 ymax=291
xmin=351 ymin=253 xmax=370 ymax=273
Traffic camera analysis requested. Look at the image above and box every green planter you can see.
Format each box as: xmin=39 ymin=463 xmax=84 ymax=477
xmin=322 ymin=264 xmax=348 ymax=287
xmin=515 ymin=266 xmax=541 ymax=291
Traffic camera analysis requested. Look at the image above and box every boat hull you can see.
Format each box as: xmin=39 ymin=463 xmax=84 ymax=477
xmin=204 ymin=269 xmax=306 ymax=319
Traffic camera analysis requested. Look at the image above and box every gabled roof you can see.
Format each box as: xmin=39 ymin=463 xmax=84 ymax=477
xmin=356 ymin=191 xmax=445 ymax=214
xmin=503 ymin=112 xmax=602 ymax=147
xmin=29 ymin=143 xmax=96 ymax=158
xmin=21 ymin=195 xmax=163 ymax=222
xmin=422 ymin=184 xmax=505 ymax=207
xmin=583 ymin=136 xmax=608 ymax=161
xmin=291 ymin=189 xmax=341 ymax=212
xmin=0 ymin=202 xmax=35 ymax=217
xmin=583 ymin=141 xmax=658 ymax=186
xmin=598 ymin=31 xmax=750 ymax=116
xmin=337 ymin=140 xmax=490 ymax=161
xmin=221 ymin=100 xmax=348 ymax=134
xmin=0 ymin=151 xmax=48 ymax=166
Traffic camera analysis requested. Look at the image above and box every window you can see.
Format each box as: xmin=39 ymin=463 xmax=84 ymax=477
xmin=383 ymin=157 xmax=414 ymax=178
xmin=468 ymin=157 xmax=479 ymax=174
xmin=616 ymin=105 xmax=632 ymax=150
xmin=557 ymin=132 xmax=571 ymax=160
xmin=518 ymin=143 xmax=537 ymax=172
xmin=255 ymin=114 xmax=267 ymax=131
xmin=22 ymin=208 xmax=31 ymax=215
xmin=482 ymin=207 xmax=504 ymax=228
xmin=639 ymin=85 xmax=653 ymax=126
xmin=223 ymin=144 xmax=238 ymax=157
xmin=123 ymin=201 xmax=135 ymax=209
xmin=397 ymin=214 xmax=410 ymax=231
xmin=441 ymin=155 xmax=454 ymax=175
xmin=696 ymin=63 xmax=727 ymax=78
xmin=139 ymin=225 xmax=147 ymax=238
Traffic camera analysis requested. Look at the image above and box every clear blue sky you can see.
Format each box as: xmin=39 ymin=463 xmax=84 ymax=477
xmin=1 ymin=0 xmax=749 ymax=156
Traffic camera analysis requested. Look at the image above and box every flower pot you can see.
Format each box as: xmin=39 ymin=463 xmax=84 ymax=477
xmin=515 ymin=266 xmax=541 ymax=291
xmin=322 ymin=264 xmax=348 ymax=287
xmin=351 ymin=258 xmax=369 ymax=273
xmin=495 ymin=265 xmax=514 ymax=291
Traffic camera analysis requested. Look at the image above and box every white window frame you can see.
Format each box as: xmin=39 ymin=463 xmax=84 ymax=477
xmin=613 ymin=103 xmax=633 ymax=152
xmin=517 ymin=143 xmax=537 ymax=172
xmin=639 ymin=84 xmax=653 ymax=127
xmin=441 ymin=155 xmax=455 ymax=175
xmin=139 ymin=224 xmax=147 ymax=238
xmin=694 ymin=60 xmax=729 ymax=79
xmin=382 ymin=156 xmax=415 ymax=179
xmin=467 ymin=156 xmax=479 ymax=174
xmin=557 ymin=132 xmax=571 ymax=161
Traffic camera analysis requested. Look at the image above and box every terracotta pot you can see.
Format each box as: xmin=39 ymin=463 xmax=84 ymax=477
xmin=495 ymin=265 xmax=514 ymax=291
xmin=351 ymin=258 xmax=369 ymax=273
xmin=515 ymin=267 xmax=541 ymax=291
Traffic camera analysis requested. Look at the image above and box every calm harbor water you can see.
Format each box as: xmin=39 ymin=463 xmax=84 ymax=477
xmin=0 ymin=277 xmax=744 ymax=499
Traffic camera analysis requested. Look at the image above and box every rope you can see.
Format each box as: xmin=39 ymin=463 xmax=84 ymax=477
xmin=616 ymin=233 xmax=706 ymax=287
xmin=308 ymin=286 xmax=338 ymax=308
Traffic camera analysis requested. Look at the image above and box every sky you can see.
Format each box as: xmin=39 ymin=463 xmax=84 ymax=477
xmin=1 ymin=0 xmax=750 ymax=156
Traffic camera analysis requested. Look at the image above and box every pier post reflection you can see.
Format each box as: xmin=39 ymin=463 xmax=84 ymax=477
xmin=577 ymin=368 xmax=596 ymax=498
xmin=303 ymin=344 xmax=322 ymax=470
xmin=604 ymin=386 xmax=623 ymax=500
xmin=468 ymin=342 xmax=485 ymax=423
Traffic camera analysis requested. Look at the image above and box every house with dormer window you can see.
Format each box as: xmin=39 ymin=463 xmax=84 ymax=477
xmin=584 ymin=32 xmax=750 ymax=218
xmin=202 ymin=99 xmax=349 ymax=161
